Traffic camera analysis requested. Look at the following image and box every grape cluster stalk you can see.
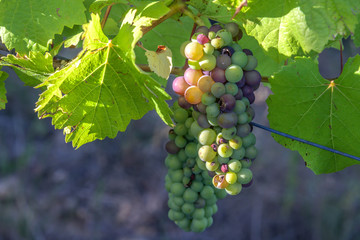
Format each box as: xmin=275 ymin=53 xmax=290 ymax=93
xmin=165 ymin=22 xmax=260 ymax=232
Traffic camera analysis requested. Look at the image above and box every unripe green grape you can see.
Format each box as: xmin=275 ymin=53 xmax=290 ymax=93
xmin=217 ymin=155 xmax=229 ymax=164
xmin=231 ymin=51 xmax=248 ymax=68
xmin=188 ymin=59 xmax=201 ymax=70
xmin=177 ymin=149 xmax=187 ymax=162
xmin=207 ymin=116 xmax=219 ymax=126
xmin=228 ymin=159 xmax=242 ymax=172
xmin=245 ymin=145 xmax=257 ymax=159
xmin=198 ymin=128 xmax=217 ymax=145
xmin=168 ymin=209 xmax=176 ymax=221
xmin=185 ymin=142 xmax=198 ymax=158
xmin=201 ymin=92 xmax=216 ymax=105
xmin=238 ymin=112 xmax=249 ymax=124
xmin=175 ymin=135 xmax=187 ymax=148
xmin=182 ymin=176 xmax=191 ymax=185
xmin=242 ymin=133 xmax=256 ymax=148
xmin=237 ymin=168 xmax=253 ymax=184
xmin=183 ymin=188 xmax=198 ymax=203
xmin=198 ymin=145 xmax=217 ymax=162
xmin=181 ymin=202 xmax=195 ymax=215
xmin=206 ymin=161 xmax=219 ymax=171
xmin=232 ymin=147 xmax=245 ymax=159
xmin=222 ymin=126 xmax=237 ymax=140
xmin=217 ymin=143 xmax=233 ymax=158
xmin=225 ymin=182 xmax=242 ymax=195
xmin=169 ymin=169 xmax=184 ymax=182
xmin=225 ymin=64 xmax=243 ymax=83
xmin=210 ymin=82 xmax=226 ymax=98
xmin=192 ymin=110 xmax=200 ymax=121
xmin=168 ymin=198 xmax=181 ymax=211
xmin=176 ymin=217 xmax=190 ymax=230
xmin=216 ymin=132 xmax=225 ymax=145
xmin=208 ymin=31 xmax=216 ymax=40
xmin=185 ymin=117 xmax=194 ymax=128
xmin=204 ymin=205 xmax=213 ymax=217
xmin=190 ymin=121 xmax=204 ymax=139
xmin=214 ymin=188 xmax=227 ymax=199
xmin=171 ymin=182 xmax=186 ymax=196
xmin=173 ymin=108 xmax=189 ymax=123
xmin=241 ymin=97 xmax=250 ymax=108
xmin=194 ymin=197 xmax=206 ymax=208
xmin=231 ymin=42 xmax=242 ymax=52
xmin=196 ymin=157 xmax=207 ymax=170
xmin=192 ymin=208 xmax=205 ymax=219
xmin=173 ymin=196 xmax=185 ymax=206
xmin=165 ymin=178 xmax=172 ymax=192
xmin=205 ymin=195 xmax=217 ymax=205
xmin=183 ymin=166 xmax=193 ymax=177
xmin=168 ymin=129 xmax=176 ymax=141
xmin=213 ymin=50 xmax=220 ymax=58
xmin=191 ymin=181 xmax=204 ymax=192
xmin=207 ymin=217 xmax=213 ymax=227
xmin=199 ymin=54 xmax=217 ymax=71
xmin=206 ymin=103 xmax=220 ymax=117
xmin=165 ymin=155 xmax=182 ymax=170
xmin=229 ymin=136 xmax=242 ymax=149
xmin=216 ymin=30 xmax=232 ymax=45
xmin=203 ymin=43 xmax=214 ymax=55
xmin=201 ymin=185 xmax=215 ymax=199
xmin=191 ymin=218 xmax=207 ymax=233
xmin=234 ymin=100 xmax=246 ymax=114
xmin=240 ymin=158 xmax=252 ymax=168
xmin=172 ymin=210 xmax=185 ymax=221
xmin=225 ymin=82 xmax=239 ymax=95
xmin=174 ymin=123 xmax=187 ymax=136
xmin=243 ymin=55 xmax=258 ymax=71
xmin=185 ymin=158 xmax=196 ymax=168
xmin=211 ymin=37 xmax=224 ymax=49
xmin=225 ymin=171 xmax=237 ymax=184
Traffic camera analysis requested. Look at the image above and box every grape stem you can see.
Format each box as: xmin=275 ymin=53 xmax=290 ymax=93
xmin=141 ymin=0 xmax=186 ymax=36
xmin=231 ymin=0 xmax=248 ymax=20
xmin=101 ymin=5 xmax=114 ymax=29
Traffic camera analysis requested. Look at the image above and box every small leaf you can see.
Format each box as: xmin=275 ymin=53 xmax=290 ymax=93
xmin=267 ymin=56 xmax=360 ymax=174
xmin=0 ymin=69 xmax=8 ymax=110
xmin=145 ymin=45 xmax=173 ymax=80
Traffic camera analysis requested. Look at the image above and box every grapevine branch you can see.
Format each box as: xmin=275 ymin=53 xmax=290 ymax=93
xmin=231 ymin=0 xmax=248 ymax=20
xmin=250 ymin=122 xmax=360 ymax=161
xmin=101 ymin=5 xmax=113 ymax=29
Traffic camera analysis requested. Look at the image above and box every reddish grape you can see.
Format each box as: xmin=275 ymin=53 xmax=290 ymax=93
xmin=178 ymin=96 xmax=192 ymax=109
xmin=184 ymin=86 xmax=203 ymax=104
xmin=197 ymin=75 xmax=215 ymax=93
xmin=210 ymin=67 xmax=227 ymax=83
xmin=184 ymin=68 xmax=203 ymax=86
xmin=172 ymin=76 xmax=190 ymax=95
xmin=197 ymin=34 xmax=210 ymax=44
xmin=219 ymin=94 xmax=236 ymax=112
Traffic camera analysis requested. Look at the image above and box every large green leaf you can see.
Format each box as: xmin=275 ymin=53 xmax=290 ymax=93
xmin=0 ymin=0 xmax=86 ymax=54
xmin=234 ymin=0 xmax=359 ymax=58
xmin=0 ymin=68 xmax=8 ymax=110
xmin=0 ymin=52 xmax=54 ymax=87
xmin=188 ymin=0 xmax=233 ymax=23
xmin=267 ymin=57 xmax=360 ymax=174
xmin=36 ymin=9 xmax=173 ymax=148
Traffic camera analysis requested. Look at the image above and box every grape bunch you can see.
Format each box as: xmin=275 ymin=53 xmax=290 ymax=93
xmin=165 ymin=22 xmax=260 ymax=232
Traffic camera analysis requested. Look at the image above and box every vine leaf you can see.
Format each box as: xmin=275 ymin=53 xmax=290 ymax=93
xmin=267 ymin=56 xmax=360 ymax=174
xmin=0 ymin=52 xmax=54 ymax=87
xmin=0 ymin=69 xmax=8 ymax=110
xmin=36 ymin=9 xmax=173 ymax=148
xmin=145 ymin=46 xmax=173 ymax=80
xmin=89 ymin=0 xmax=128 ymax=13
xmin=134 ymin=16 xmax=194 ymax=67
xmin=0 ymin=0 xmax=86 ymax=55
xmin=233 ymin=0 xmax=360 ymax=59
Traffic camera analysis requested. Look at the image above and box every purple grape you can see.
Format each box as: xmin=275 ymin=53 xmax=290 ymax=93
xmin=221 ymin=164 xmax=229 ymax=173
xmin=178 ymin=96 xmax=192 ymax=109
xmin=221 ymin=46 xmax=235 ymax=56
xmin=236 ymin=75 xmax=246 ymax=88
xmin=209 ymin=24 xmax=222 ymax=33
xmin=219 ymin=94 xmax=236 ymax=112
xmin=234 ymin=88 xmax=243 ymax=100
xmin=245 ymin=92 xmax=255 ymax=104
xmin=233 ymin=28 xmax=243 ymax=41
xmin=242 ymin=85 xmax=253 ymax=97
xmin=244 ymin=70 xmax=261 ymax=89
xmin=211 ymin=67 xmax=227 ymax=83
xmin=196 ymin=103 xmax=207 ymax=114
xmin=216 ymin=54 xmax=232 ymax=70
xmin=217 ymin=112 xmax=237 ymax=128
xmin=211 ymin=143 xmax=218 ymax=151
xmin=243 ymin=49 xmax=253 ymax=56
xmin=195 ymin=26 xmax=209 ymax=35
xmin=197 ymin=34 xmax=210 ymax=44
xmin=242 ymin=179 xmax=253 ymax=188
xmin=165 ymin=140 xmax=180 ymax=154
xmin=219 ymin=138 xmax=227 ymax=144
xmin=202 ymin=70 xmax=211 ymax=76
xmin=197 ymin=114 xmax=211 ymax=128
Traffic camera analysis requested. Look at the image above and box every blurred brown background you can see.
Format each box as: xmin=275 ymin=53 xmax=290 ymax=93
xmin=0 ymin=38 xmax=359 ymax=240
